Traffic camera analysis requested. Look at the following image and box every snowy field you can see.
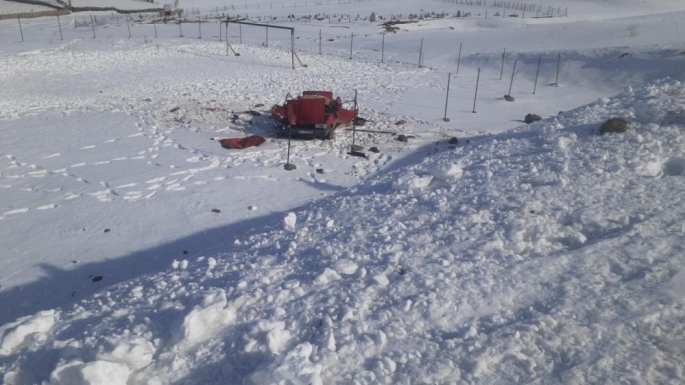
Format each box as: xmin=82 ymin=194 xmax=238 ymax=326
xmin=1 ymin=0 xmax=685 ymax=384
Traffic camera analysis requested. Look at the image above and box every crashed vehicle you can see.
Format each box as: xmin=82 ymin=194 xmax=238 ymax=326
xmin=270 ymin=91 xmax=358 ymax=139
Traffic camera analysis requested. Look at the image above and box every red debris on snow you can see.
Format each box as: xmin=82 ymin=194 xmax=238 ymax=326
xmin=219 ymin=135 xmax=267 ymax=150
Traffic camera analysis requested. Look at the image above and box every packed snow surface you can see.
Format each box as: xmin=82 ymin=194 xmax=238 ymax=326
xmin=2 ymin=78 xmax=685 ymax=384
xmin=2 ymin=0 xmax=685 ymax=383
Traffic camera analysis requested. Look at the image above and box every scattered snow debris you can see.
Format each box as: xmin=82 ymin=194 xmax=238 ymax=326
xmin=0 ymin=310 xmax=56 ymax=356
xmin=284 ymin=212 xmax=297 ymax=231
xmin=392 ymin=172 xmax=433 ymax=191
xmin=180 ymin=260 xmax=189 ymax=269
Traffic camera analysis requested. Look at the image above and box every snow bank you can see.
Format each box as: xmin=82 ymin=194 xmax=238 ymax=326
xmin=2 ymin=79 xmax=685 ymax=384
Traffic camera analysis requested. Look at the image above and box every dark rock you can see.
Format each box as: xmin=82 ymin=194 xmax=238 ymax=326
xmin=449 ymin=137 xmax=459 ymax=145
xmin=524 ymin=113 xmax=542 ymax=124
xmin=504 ymin=95 xmax=515 ymax=102
xmin=316 ymin=168 xmax=325 ymax=174
xmin=619 ymin=52 xmax=629 ymax=59
xmin=284 ymin=163 xmax=297 ymax=171
xmin=397 ymin=135 xmax=408 ymax=142
xmin=369 ymin=147 xmax=380 ymax=153
xmin=92 ymin=276 xmax=103 ymax=283
xmin=183 ymin=250 xmax=189 ymax=255
xmin=211 ymin=208 xmax=221 ymax=213
xmin=170 ymin=107 xmax=180 ymax=113
xmin=104 ymin=228 xmax=111 ymax=233
xmin=600 ymin=118 xmax=630 ymax=134
xmin=395 ymin=119 xmax=407 ymax=126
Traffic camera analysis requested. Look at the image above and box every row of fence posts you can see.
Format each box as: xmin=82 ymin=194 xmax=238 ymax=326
xmin=440 ymin=48 xmax=561 ymax=119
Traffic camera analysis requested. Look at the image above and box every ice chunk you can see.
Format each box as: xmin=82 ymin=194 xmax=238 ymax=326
xmin=171 ymin=289 xmax=236 ymax=348
xmin=98 ymin=337 xmax=156 ymax=371
xmin=334 ymin=260 xmax=358 ymax=275
xmin=284 ymin=212 xmax=297 ymax=231
xmin=48 ymin=360 xmax=129 ymax=385
xmin=314 ymin=268 xmax=342 ymax=285
xmin=392 ymin=173 xmax=433 ymax=191
xmin=79 ymin=361 xmax=129 ymax=385
xmin=266 ymin=324 xmax=292 ymax=355
xmin=429 ymin=162 xmax=463 ymax=181
xmin=0 ymin=310 xmax=56 ymax=356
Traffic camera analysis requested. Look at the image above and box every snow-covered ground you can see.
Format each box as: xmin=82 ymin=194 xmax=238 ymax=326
xmin=0 ymin=1 xmax=54 ymax=14
xmin=1 ymin=0 xmax=685 ymax=384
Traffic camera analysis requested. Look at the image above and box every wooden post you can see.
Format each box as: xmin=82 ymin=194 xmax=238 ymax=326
xmin=198 ymin=15 xmax=202 ymax=39
xmin=57 ymin=15 xmax=63 ymax=41
xmin=500 ymin=47 xmax=506 ymax=80
xmin=179 ymin=20 xmax=183 ymax=37
xmin=219 ymin=20 xmax=222 ymax=41
xmin=554 ymin=52 xmax=561 ymax=85
xmin=90 ymin=15 xmax=96 ymax=38
xmin=533 ymin=55 xmax=541 ymax=94
xmin=418 ymin=38 xmax=424 ymax=68
xmin=226 ymin=23 xmax=229 ymax=55
xmin=443 ymin=72 xmax=451 ymax=122
xmin=472 ymin=67 xmax=480 ymax=113
xmin=381 ymin=33 xmax=385 ymax=63
xmin=284 ymin=122 xmax=296 ymax=170
xmin=18 ymin=16 xmax=23 ymax=42
xmin=319 ymin=29 xmax=322 ymax=55
xmin=266 ymin=25 xmax=269 ymax=47
xmin=349 ymin=32 xmax=354 ymax=60
xmin=291 ymin=30 xmax=295 ymax=69
xmin=507 ymin=59 xmax=517 ymax=97
xmin=154 ymin=20 xmax=157 ymax=38
xmin=239 ymin=23 xmax=242 ymax=43
xmin=127 ymin=15 xmax=131 ymax=38
xmin=456 ymin=42 xmax=462 ymax=74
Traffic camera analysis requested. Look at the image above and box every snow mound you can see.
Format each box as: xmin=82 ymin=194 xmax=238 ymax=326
xmin=2 ymin=79 xmax=685 ymax=385
xmin=170 ymin=288 xmax=236 ymax=348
